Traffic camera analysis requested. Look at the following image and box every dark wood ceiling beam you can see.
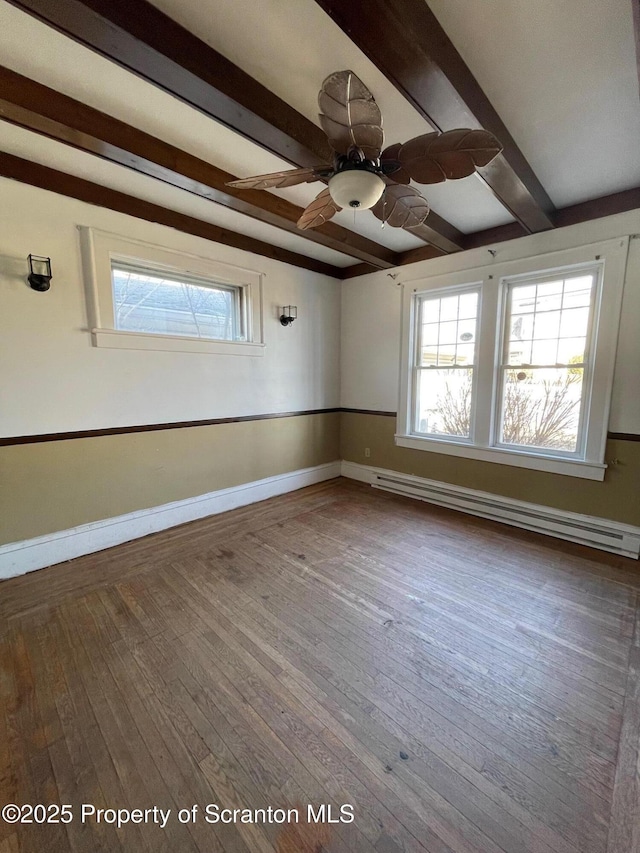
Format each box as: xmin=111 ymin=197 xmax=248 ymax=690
xmin=0 ymin=67 xmax=398 ymax=269
xmin=463 ymin=188 xmax=640 ymax=248
xmin=0 ymin=152 xmax=344 ymax=278
xmin=314 ymin=0 xmax=556 ymax=233
xmin=343 ymin=186 xmax=640 ymax=277
xmin=340 ymin=245 xmax=445 ymax=279
xmin=340 ymin=263 xmax=379 ymax=280
xmin=6 ymin=0 xmax=465 ymax=256
xmin=404 ymin=215 xmax=464 ymax=255
xmin=6 ymin=0 xmax=331 ymax=168
xmin=554 ymin=186 xmax=640 ymax=228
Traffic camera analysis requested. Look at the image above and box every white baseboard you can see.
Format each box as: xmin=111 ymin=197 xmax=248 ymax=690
xmin=0 ymin=461 xmax=341 ymax=580
xmin=3 ymin=457 xmax=636 ymax=581
xmin=341 ymin=461 xmax=640 ymax=559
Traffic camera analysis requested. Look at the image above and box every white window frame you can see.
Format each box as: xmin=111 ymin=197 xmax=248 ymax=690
xmin=397 ymin=237 xmax=630 ymax=480
xmin=411 ymin=283 xmax=483 ymax=444
xmin=80 ymin=227 xmax=265 ymax=356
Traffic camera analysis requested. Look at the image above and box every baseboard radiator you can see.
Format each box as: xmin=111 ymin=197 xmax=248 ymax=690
xmin=369 ymin=470 xmax=640 ymax=559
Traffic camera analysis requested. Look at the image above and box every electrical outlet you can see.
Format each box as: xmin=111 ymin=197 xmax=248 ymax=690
xmin=364 ymin=447 xmax=371 ymax=458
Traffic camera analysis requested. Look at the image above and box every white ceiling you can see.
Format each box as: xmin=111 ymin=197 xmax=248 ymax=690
xmin=0 ymin=0 xmax=638 ymax=268
xmin=428 ymin=0 xmax=640 ymax=206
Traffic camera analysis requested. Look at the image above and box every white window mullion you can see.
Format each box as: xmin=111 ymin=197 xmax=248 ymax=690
xmin=473 ymin=277 xmax=499 ymax=448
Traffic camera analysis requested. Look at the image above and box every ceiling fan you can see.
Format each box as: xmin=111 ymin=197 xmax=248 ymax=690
xmin=227 ymin=70 xmax=503 ymax=234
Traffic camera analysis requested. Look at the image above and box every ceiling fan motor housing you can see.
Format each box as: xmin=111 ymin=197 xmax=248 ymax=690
xmin=328 ymin=166 xmax=385 ymax=210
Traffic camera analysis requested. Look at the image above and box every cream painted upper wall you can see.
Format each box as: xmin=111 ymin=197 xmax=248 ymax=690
xmin=341 ymin=210 xmax=640 ymax=434
xmin=0 ymin=179 xmax=341 ymax=437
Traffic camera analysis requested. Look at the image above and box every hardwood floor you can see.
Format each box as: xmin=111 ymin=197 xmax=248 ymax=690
xmin=0 ymin=478 xmax=639 ymax=853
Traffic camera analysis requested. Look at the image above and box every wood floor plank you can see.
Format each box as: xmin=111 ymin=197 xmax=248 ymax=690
xmin=224 ymin=535 xmax=615 ymax=813
xmin=168 ymin=556 xmax=586 ymax=849
xmin=192 ymin=558 xmax=589 ymax=853
xmin=185 ymin=557 xmax=601 ymax=853
xmin=607 ymin=601 xmax=640 ymax=853
xmin=1 ymin=479 xmax=639 ymax=853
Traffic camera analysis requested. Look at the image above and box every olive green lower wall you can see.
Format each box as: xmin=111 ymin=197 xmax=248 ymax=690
xmin=3 ymin=409 xmax=637 ymax=547
xmin=0 ymin=413 xmax=340 ymax=545
xmin=340 ymin=412 xmax=640 ymax=527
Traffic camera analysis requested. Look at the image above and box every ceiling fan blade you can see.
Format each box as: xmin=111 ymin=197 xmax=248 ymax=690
xmin=371 ymin=184 xmax=430 ymax=229
xmin=380 ymin=142 xmax=411 ymax=184
xmin=318 ymin=70 xmax=384 ymax=160
xmin=297 ymin=188 xmax=342 ymax=230
xmin=226 ymin=166 xmax=330 ymax=190
xmin=397 ymin=129 xmax=502 ymax=184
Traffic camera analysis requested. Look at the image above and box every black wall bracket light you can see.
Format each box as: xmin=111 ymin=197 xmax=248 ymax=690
xmin=279 ymin=305 xmax=297 ymax=326
xmin=28 ymin=255 xmax=52 ymax=291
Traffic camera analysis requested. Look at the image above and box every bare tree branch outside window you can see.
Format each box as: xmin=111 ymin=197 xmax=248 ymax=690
xmin=437 ymin=366 xmax=583 ymax=450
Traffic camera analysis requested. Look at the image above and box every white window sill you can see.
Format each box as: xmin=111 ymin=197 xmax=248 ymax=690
xmin=91 ymin=328 xmax=265 ymax=357
xmin=395 ymin=434 xmax=607 ymax=480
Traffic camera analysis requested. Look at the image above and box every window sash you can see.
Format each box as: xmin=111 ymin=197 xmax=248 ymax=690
xmin=111 ymin=260 xmax=245 ymax=343
xmin=493 ymin=265 xmax=601 ymax=460
xmin=412 ymin=285 xmax=481 ymax=444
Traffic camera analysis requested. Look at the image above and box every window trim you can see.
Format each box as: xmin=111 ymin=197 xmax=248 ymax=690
xmin=80 ymin=227 xmax=265 ymax=356
xmin=396 ymin=237 xmax=630 ymax=480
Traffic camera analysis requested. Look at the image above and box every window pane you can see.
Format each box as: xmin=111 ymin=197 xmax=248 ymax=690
xmin=438 ymin=320 xmax=458 ymax=345
xmin=498 ymin=367 xmax=584 ymax=452
xmin=436 ymin=341 xmax=457 ymax=363
xmin=421 ymin=300 xmax=439 ymax=324
xmin=458 ymin=318 xmax=476 ymax=342
xmin=455 ymin=343 xmax=475 ymax=365
xmin=416 ymin=368 xmax=473 ymax=438
xmin=533 ymin=310 xmax=560 ymax=340
xmin=508 ymin=339 xmax=532 ymax=365
xmin=439 ymin=296 xmax=459 ymax=321
xmin=559 ymin=307 xmax=590 ymax=338
xmin=422 ymin=322 xmax=439 ymax=346
xmin=563 ymin=276 xmax=593 ymax=308
xmin=112 ymin=266 xmax=240 ymax=341
xmin=420 ymin=345 xmax=438 ymax=366
xmin=507 ymin=273 xmax=595 ymax=368
xmin=531 ymin=339 xmax=557 ymax=365
xmin=458 ymin=293 xmax=477 ymax=319
xmin=557 ymin=337 xmax=586 ymax=364
xmin=511 ymin=284 xmax=537 ymax=314
xmin=535 ymin=280 xmax=563 ymax=311
xmin=509 ymin=313 xmax=534 ymax=342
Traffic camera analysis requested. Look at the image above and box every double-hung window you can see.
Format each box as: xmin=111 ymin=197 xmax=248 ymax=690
xmin=398 ymin=238 xmax=629 ymax=480
xmin=496 ymin=268 xmax=595 ymax=456
xmin=413 ymin=287 xmax=480 ymax=440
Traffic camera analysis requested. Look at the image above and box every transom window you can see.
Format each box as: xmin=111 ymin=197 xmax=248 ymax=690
xmin=397 ymin=238 xmax=629 ymax=480
xmin=112 ymin=262 xmax=244 ymax=342
xmin=80 ymin=228 xmax=264 ymax=356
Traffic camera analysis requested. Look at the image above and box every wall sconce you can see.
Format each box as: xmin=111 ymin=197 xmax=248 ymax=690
xmin=28 ymin=255 xmax=52 ymax=292
xmin=279 ymin=305 xmax=297 ymax=326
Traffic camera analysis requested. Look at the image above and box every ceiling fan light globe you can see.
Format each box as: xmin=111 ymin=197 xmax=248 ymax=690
xmin=328 ymin=170 xmax=385 ymax=211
